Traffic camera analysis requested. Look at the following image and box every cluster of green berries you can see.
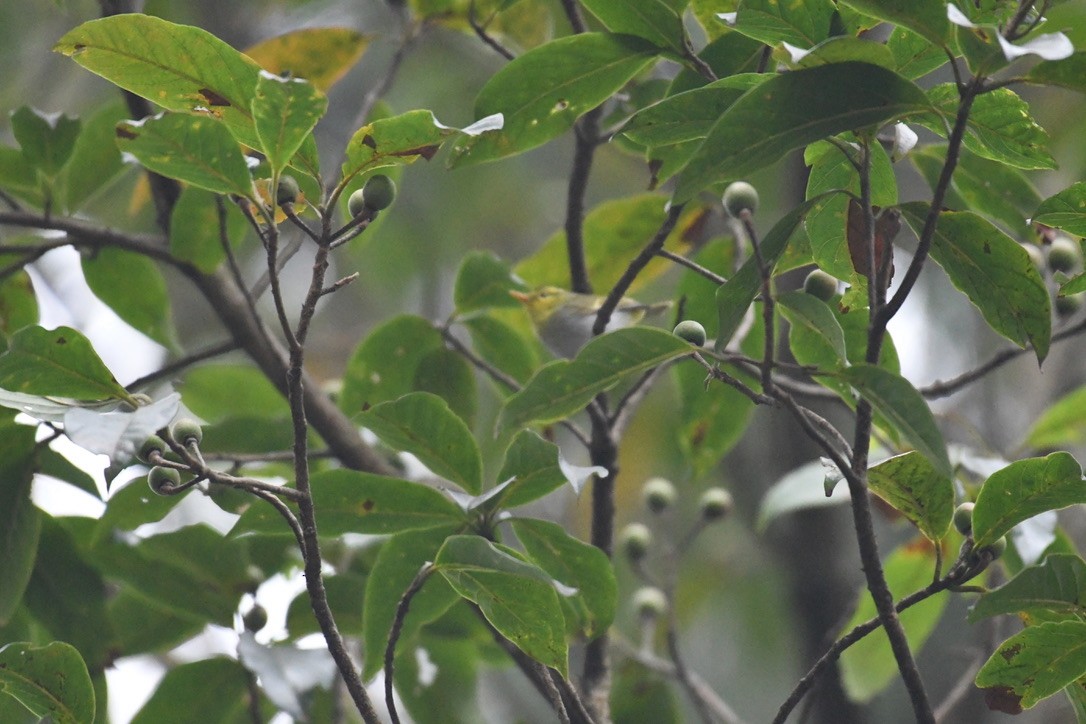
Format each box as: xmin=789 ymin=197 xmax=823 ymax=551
xmin=139 ymin=418 xmax=204 ymax=495
xmin=274 ymin=173 xmax=397 ymax=219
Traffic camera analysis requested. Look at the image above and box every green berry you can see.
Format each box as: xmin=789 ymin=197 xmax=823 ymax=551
xmin=362 ymin=174 xmax=397 ymax=211
xmin=243 ymin=604 xmax=268 ymax=632
xmin=980 ymin=535 xmax=1007 ymax=561
xmin=698 ymin=487 xmax=733 ymax=521
xmin=276 ymin=175 xmax=300 ymax=207
xmin=347 ymin=188 xmax=368 ymax=218
xmin=673 ymin=320 xmax=707 ymax=347
xmin=723 ymin=181 xmax=759 ymax=218
xmin=148 ymin=466 xmax=181 ymax=495
xmin=953 ymin=502 xmax=974 ymax=536
xmin=642 ymin=477 xmax=677 ymax=513
xmin=803 ymin=269 xmax=838 ymax=302
xmin=632 ymin=586 xmax=668 ymax=618
xmin=620 ymin=523 xmax=652 ymax=562
xmin=138 ymin=434 xmax=167 ymax=464
xmin=1057 ymin=293 xmax=1082 ymax=317
xmin=1048 ymin=237 xmax=1081 ymax=273
xmin=170 ymin=418 xmax=203 ymax=446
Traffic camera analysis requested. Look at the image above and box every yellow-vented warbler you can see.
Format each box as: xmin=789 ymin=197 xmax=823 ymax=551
xmin=510 ymin=286 xmax=671 ymax=358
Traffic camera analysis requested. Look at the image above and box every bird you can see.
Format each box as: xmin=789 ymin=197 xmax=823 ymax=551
xmin=509 ymin=286 xmax=671 ymax=358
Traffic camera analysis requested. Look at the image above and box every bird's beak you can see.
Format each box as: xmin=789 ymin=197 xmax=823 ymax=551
xmin=509 ymin=290 xmax=530 ymax=304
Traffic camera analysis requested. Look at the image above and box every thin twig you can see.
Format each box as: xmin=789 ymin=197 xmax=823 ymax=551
xmin=593 ymin=205 xmax=685 ymax=336
xmin=385 ymin=564 xmax=434 ymax=724
xmin=566 ymin=106 xmax=602 ymax=294
xmin=656 ymin=248 xmax=727 ymax=285
xmin=469 ymin=0 xmax=515 ymax=60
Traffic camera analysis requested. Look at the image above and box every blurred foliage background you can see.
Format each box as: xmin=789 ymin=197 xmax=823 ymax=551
xmin=4 ymin=0 xmax=1086 ymax=721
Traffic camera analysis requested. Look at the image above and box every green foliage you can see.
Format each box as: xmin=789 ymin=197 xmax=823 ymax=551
xmin=3 ymin=2 xmax=1086 ymax=720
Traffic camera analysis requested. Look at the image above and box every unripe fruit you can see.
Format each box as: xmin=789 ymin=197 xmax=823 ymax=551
xmin=148 ymin=466 xmax=181 ymax=495
xmin=170 ymin=418 xmax=203 ymax=446
xmin=723 ymin=181 xmax=759 ymax=218
xmin=361 ymin=174 xmax=397 ymax=211
xmin=953 ymin=502 xmax=975 ymax=536
xmin=980 ymin=535 xmax=1007 ymax=561
xmin=1048 ymin=237 xmax=1081 ymax=273
xmin=347 ymin=189 xmax=368 ymax=218
xmin=276 ymin=175 xmax=300 ymax=207
xmin=673 ymin=320 xmax=707 ymax=347
xmin=642 ymin=477 xmax=677 ymax=513
xmin=138 ymin=434 xmax=167 ymax=464
xmin=803 ymin=269 xmax=838 ymax=302
xmin=1056 ymin=293 xmax=1082 ymax=317
xmin=698 ymin=487 xmax=733 ymax=521
xmin=632 ymin=586 xmax=668 ymax=618
xmin=620 ymin=523 xmax=652 ymax=562
xmin=243 ymin=604 xmax=268 ymax=632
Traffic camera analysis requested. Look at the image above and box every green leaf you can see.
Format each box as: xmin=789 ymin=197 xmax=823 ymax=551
xmin=838 ymin=364 xmax=950 ymax=478
xmin=840 ymin=539 xmax=949 ymax=702
xmin=231 ymin=470 xmax=465 ymax=538
xmin=340 ymin=315 xmax=443 ymax=417
xmin=731 ymin=0 xmax=836 ymax=47
xmin=1034 ymin=182 xmax=1086 ymax=237
xmin=837 ymin=0 xmax=949 ymax=46
xmin=116 ymin=114 xmax=252 ymax=197
xmin=0 ymin=271 xmax=39 ymax=340
xmin=25 ymin=519 xmax=116 ymax=671
xmin=622 ymin=75 xmax=759 ymax=148
xmin=130 ymin=658 xmax=249 ymax=724
xmin=252 ymin=73 xmax=327 ymax=173
xmin=777 ymin=291 xmax=847 ymax=362
xmin=0 ymin=147 xmax=42 ymax=206
xmin=463 ymin=316 xmax=538 ymax=386
xmin=1024 ymin=384 xmax=1086 ymax=450
xmin=169 ymin=187 xmax=249 ymax=273
xmin=361 ymin=525 xmax=461 ymax=680
xmin=714 ymin=197 xmax=821 ymax=349
xmin=499 ymin=327 xmax=691 ymax=430
xmin=64 ymin=102 xmax=127 ymax=213
xmin=515 ymin=194 xmax=705 ymax=293
xmin=412 ymin=348 xmax=478 ymax=428
xmin=244 ymin=27 xmax=370 ymax=93
xmin=789 ymin=37 xmax=897 ymax=71
xmin=922 ymin=85 xmax=1056 ymax=170
xmin=970 ymin=554 xmax=1086 ymax=623
xmin=0 ymin=642 xmax=94 ymax=724
xmin=972 ymin=452 xmax=1085 ymax=549
xmin=55 ymin=15 xmax=264 ymax=148
xmin=867 ymin=451 xmax=954 ymax=541
xmin=580 ymin=0 xmax=687 ymax=54
xmin=82 ymin=248 xmax=174 ymax=348
xmin=450 ymin=33 xmax=658 ymax=166
xmin=286 ymin=572 xmax=366 ymax=638
xmin=975 ymin=620 xmax=1086 ymax=712
xmin=435 ymin=535 xmax=568 ymax=676
xmin=887 ymin=26 xmax=948 ymax=78
xmin=900 ymin=203 xmax=1051 ymax=362
xmin=0 ymin=413 xmax=39 ymax=625
xmin=0 ymin=325 xmax=129 ymax=401
xmin=359 ymin=392 xmax=483 ymax=493
xmin=108 ymin=589 xmax=205 ymax=656
xmin=674 ymin=62 xmax=930 ymax=201
xmin=453 ymin=252 xmax=524 ymax=313
xmin=91 ymin=524 xmax=252 ymax=625
xmin=394 ymin=633 xmax=481 ymax=724
xmin=510 ymin=518 xmax=617 ymax=639
xmin=491 ymin=430 xmax=569 ymax=510
xmin=804 ymin=139 xmax=897 ymax=280
xmin=1027 ymin=52 xmax=1086 ymax=94
xmin=340 ymin=109 xmax=457 ymax=190
xmin=911 ymin=146 xmax=1040 ymax=239
xmin=10 ymin=107 xmax=81 ymax=178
